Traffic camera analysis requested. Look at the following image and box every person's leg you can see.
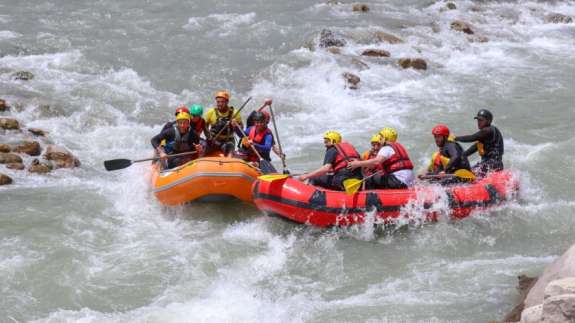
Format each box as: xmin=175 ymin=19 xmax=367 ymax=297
xmin=310 ymin=175 xmax=335 ymax=190
xmin=368 ymin=173 xmax=407 ymax=189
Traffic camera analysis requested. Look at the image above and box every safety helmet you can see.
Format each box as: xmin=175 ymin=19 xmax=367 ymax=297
xmin=189 ymin=104 xmax=203 ymax=117
xmin=323 ymin=131 xmax=342 ymax=144
xmin=174 ymin=106 xmax=190 ymax=116
xmin=252 ymin=111 xmax=267 ymax=123
xmin=215 ymin=91 xmax=230 ymax=101
xmin=379 ymin=127 xmax=398 ymax=142
xmin=431 ymin=124 xmax=450 ymax=137
xmin=175 ymin=112 xmax=191 ymax=121
xmin=474 ymin=109 xmax=493 ymax=122
xmin=370 ymin=134 xmax=382 ymax=143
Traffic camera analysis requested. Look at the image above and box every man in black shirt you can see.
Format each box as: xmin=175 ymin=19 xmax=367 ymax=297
xmin=151 ymin=112 xmax=203 ymax=169
xmin=454 ymin=109 xmax=504 ymax=178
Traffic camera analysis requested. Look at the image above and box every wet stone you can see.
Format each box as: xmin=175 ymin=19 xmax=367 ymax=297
xmin=0 ymin=144 xmax=10 ymax=153
xmin=451 ymin=20 xmax=474 ymax=34
xmin=352 ymin=4 xmax=370 ymax=12
xmin=6 ymin=163 xmax=24 ymax=170
xmin=544 ymin=13 xmax=573 ymax=24
xmin=0 ymin=173 xmax=13 ymax=185
xmin=319 ymin=29 xmax=346 ymax=48
xmin=0 ymin=153 xmax=23 ymax=164
xmin=28 ymin=128 xmax=47 ymax=137
xmin=342 ymin=72 xmax=360 ymax=89
xmin=12 ymin=70 xmax=34 ymax=81
xmin=14 ymin=141 xmax=41 ymax=156
xmin=373 ymin=31 xmax=403 ymax=44
xmin=0 ymin=99 xmax=8 ymax=112
xmin=0 ymin=118 xmax=20 ymax=130
xmin=361 ymin=49 xmax=390 ymax=57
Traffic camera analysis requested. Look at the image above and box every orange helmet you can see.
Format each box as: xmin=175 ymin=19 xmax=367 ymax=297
xmin=215 ymin=91 xmax=230 ymax=101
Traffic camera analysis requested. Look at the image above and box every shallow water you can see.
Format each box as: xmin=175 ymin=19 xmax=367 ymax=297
xmin=1 ymin=0 xmax=575 ymax=322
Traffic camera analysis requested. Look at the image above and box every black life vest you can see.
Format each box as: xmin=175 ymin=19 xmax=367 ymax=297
xmin=479 ymin=125 xmax=504 ymax=162
xmin=173 ymin=124 xmax=192 ymax=153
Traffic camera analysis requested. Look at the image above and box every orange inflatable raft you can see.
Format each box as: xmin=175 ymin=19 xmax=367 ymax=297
xmin=151 ymin=156 xmax=262 ymax=205
xmin=252 ymin=170 xmax=520 ymax=227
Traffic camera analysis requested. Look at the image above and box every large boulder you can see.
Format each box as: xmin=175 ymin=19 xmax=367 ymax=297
xmin=361 ymin=49 xmax=390 ymax=57
xmin=43 ymin=145 xmax=80 ymax=168
xmin=6 ymin=162 xmax=24 ymax=170
xmin=398 ymin=58 xmax=428 ymax=70
xmin=525 ymin=244 xmax=575 ymax=308
xmin=451 ymin=20 xmax=474 ymax=34
xmin=319 ymin=29 xmax=346 ymax=48
xmin=12 ymin=70 xmax=34 ymax=81
xmin=505 ymin=275 xmax=539 ymax=322
xmin=0 ymin=173 xmax=12 ymax=185
xmin=342 ymin=72 xmax=360 ymax=89
xmin=520 ymin=304 xmax=542 ymax=323
xmin=544 ymin=13 xmax=573 ymax=24
xmin=373 ymin=31 xmax=403 ymax=44
xmin=0 ymin=99 xmax=8 ymax=112
xmin=0 ymin=144 xmax=10 ymax=153
xmin=14 ymin=141 xmax=41 ymax=156
xmin=0 ymin=153 xmax=23 ymax=164
xmin=0 ymin=118 xmax=20 ymax=130
xmin=352 ymin=4 xmax=369 ymax=12
xmin=542 ymin=293 xmax=575 ymax=322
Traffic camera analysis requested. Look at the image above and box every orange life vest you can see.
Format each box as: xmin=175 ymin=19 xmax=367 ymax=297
xmin=244 ymin=126 xmax=272 ymax=162
xmin=380 ymin=142 xmax=414 ymax=173
xmin=332 ymin=142 xmax=361 ymax=172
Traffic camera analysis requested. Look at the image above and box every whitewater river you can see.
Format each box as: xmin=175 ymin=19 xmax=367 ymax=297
xmin=1 ymin=0 xmax=575 ymax=322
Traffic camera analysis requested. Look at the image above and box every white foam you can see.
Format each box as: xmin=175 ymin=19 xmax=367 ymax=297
xmin=0 ymin=30 xmax=20 ymax=40
xmin=183 ymin=12 xmax=257 ymax=37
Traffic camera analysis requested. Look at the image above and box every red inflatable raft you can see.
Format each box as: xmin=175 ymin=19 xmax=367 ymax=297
xmin=252 ymin=170 xmax=519 ymax=227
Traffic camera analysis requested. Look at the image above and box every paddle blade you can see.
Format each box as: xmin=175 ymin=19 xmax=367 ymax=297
xmin=258 ymin=174 xmax=290 ymax=182
xmin=454 ymin=169 xmax=476 ymax=180
xmin=343 ymin=178 xmax=362 ymax=195
xmin=259 ymin=159 xmax=277 ymax=175
xmin=104 ymin=159 xmax=132 ymax=171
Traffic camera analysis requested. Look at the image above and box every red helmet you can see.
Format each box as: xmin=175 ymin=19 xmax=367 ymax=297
xmin=175 ymin=106 xmax=190 ymax=116
xmin=432 ymin=124 xmax=450 ymax=137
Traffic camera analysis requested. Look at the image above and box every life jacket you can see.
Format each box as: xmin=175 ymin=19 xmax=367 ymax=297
xmin=210 ymin=107 xmax=236 ymax=140
xmin=429 ymin=152 xmax=449 ymax=173
xmin=245 ymin=126 xmax=272 ymax=161
xmin=429 ymin=141 xmax=471 ymax=174
xmin=476 ymin=125 xmax=504 ymax=161
xmin=332 ymin=142 xmax=361 ymax=172
xmin=380 ymin=142 xmax=414 ymax=173
xmin=172 ymin=124 xmax=192 ymax=153
xmin=362 ymin=149 xmax=383 ymax=175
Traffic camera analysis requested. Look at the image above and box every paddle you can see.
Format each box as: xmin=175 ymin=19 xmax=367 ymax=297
xmin=237 ymin=127 xmax=277 ymax=174
xmin=212 ymin=96 xmax=252 ymax=140
xmin=267 ymin=101 xmax=289 ymax=174
xmin=419 ymin=169 xmax=476 ymax=181
xmin=258 ymin=173 xmax=304 ymax=182
xmin=104 ymin=151 xmax=197 ymax=171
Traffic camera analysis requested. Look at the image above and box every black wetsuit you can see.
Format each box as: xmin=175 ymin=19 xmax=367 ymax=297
xmin=431 ymin=141 xmax=472 ymax=185
xmin=310 ymin=146 xmax=362 ymax=191
xmin=455 ymin=125 xmax=504 ymax=177
xmin=151 ymin=126 xmax=200 ymax=168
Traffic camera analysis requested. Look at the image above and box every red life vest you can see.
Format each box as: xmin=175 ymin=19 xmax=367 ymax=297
xmin=248 ymin=126 xmax=271 ymax=144
xmin=380 ymin=142 xmax=414 ymax=173
xmin=332 ymin=142 xmax=361 ymax=172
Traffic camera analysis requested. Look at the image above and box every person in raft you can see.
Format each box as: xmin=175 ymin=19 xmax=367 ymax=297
xmin=245 ymin=99 xmax=285 ymax=160
xmin=419 ymin=124 xmax=473 ymax=185
xmin=234 ymin=111 xmax=274 ymax=167
xmin=298 ymin=131 xmax=362 ymax=191
xmin=151 ymin=111 xmax=203 ymax=169
xmin=361 ymin=134 xmax=383 ymax=177
xmin=453 ymin=109 xmax=504 ymax=178
xmin=347 ymin=127 xmax=415 ymax=189
xmin=161 ymin=105 xmax=211 ymax=153
xmin=205 ymin=91 xmax=243 ymax=157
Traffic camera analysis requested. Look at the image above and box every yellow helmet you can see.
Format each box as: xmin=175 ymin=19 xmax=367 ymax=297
xmin=370 ymin=134 xmax=381 ymax=143
xmin=379 ymin=127 xmax=397 ymax=142
xmin=215 ymin=91 xmax=230 ymax=101
xmin=176 ymin=112 xmax=191 ymax=121
xmin=323 ymin=130 xmax=342 ymax=144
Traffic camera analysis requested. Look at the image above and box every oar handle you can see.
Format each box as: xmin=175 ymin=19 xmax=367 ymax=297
xmin=213 ymin=96 xmax=252 ymax=140
xmin=133 ymin=150 xmax=198 ymax=163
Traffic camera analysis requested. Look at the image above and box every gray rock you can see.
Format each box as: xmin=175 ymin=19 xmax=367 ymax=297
xmin=0 ymin=99 xmax=8 ymax=112
xmin=342 ymin=72 xmax=360 ymax=89
xmin=520 ymin=304 xmax=542 ymax=323
xmin=28 ymin=128 xmax=47 ymax=137
xmin=0 ymin=118 xmax=20 ymax=130
xmin=544 ymin=13 xmax=573 ymax=24
xmin=361 ymin=49 xmax=390 ymax=57
xmin=0 ymin=153 xmax=23 ymax=164
xmin=43 ymin=145 xmax=80 ymax=168
xmin=319 ymin=29 xmax=346 ymax=48
xmin=525 ymin=244 xmax=575 ymax=308
xmin=0 ymin=173 xmax=12 ymax=185
xmin=505 ymin=275 xmax=539 ymax=322
xmin=0 ymin=144 xmax=10 ymax=153
xmin=352 ymin=4 xmax=369 ymax=12
xmin=545 ymin=277 xmax=575 ymax=300
xmin=28 ymin=159 xmax=51 ymax=174
xmin=398 ymin=58 xmax=428 ymax=70
xmin=451 ymin=20 xmax=475 ymax=34
xmin=12 ymin=71 xmax=34 ymax=81
xmin=446 ymin=2 xmax=456 ymax=10
xmin=542 ymin=294 xmax=575 ymax=322
xmin=325 ymin=47 xmax=341 ymax=55
xmin=373 ymin=31 xmax=403 ymax=44
xmin=14 ymin=141 xmax=41 ymax=156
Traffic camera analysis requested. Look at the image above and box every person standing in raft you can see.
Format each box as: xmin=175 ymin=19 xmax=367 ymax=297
xmin=361 ymin=134 xmax=383 ymax=177
xmin=151 ymin=111 xmax=203 ymax=169
xmin=298 ymin=131 xmax=362 ymax=191
xmin=419 ymin=124 xmax=473 ymax=185
xmin=347 ymin=127 xmax=415 ymax=189
xmin=205 ymin=91 xmax=243 ymax=157
xmin=453 ymin=109 xmax=504 ymax=178
xmin=235 ymin=111 xmax=274 ymax=167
